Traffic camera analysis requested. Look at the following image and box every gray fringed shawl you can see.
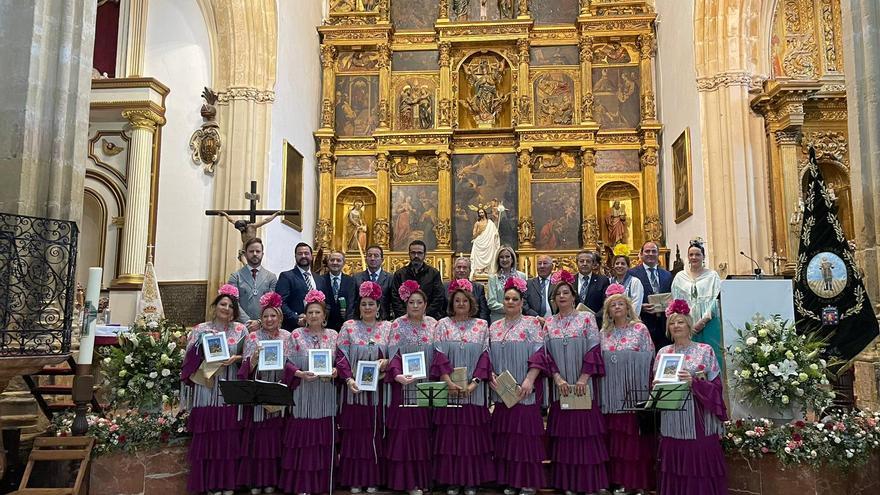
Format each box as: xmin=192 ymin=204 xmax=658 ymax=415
xmin=545 ymin=336 xmax=597 ymax=403
xmin=600 ymin=350 xmax=654 ymax=414
xmin=434 ymin=340 xmax=488 ymax=406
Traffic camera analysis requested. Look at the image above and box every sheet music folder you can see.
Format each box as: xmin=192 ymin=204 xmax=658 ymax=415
xmin=219 ymin=379 xmax=294 ymax=407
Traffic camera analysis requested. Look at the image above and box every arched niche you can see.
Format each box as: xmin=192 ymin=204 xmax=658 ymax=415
xmin=455 ymin=50 xmax=513 ymax=129
xmin=801 ymin=159 xmax=854 ymax=239
xmin=597 ymin=181 xmax=642 ymax=254
xmin=335 ymin=186 xmax=377 ymax=257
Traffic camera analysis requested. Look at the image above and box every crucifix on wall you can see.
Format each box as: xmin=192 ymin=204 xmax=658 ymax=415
xmin=205 ymin=180 xmax=300 ymax=262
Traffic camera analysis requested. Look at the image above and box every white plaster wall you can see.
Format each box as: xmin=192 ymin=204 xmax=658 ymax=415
xmin=654 ymin=0 xmax=709 ymax=262
xmin=263 ymin=0 xmax=324 ymax=275
xmin=144 ymin=0 xmax=214 ymax=281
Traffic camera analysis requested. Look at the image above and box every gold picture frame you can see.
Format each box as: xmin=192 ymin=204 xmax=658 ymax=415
xmin=281 ymin=140 xmax=304 ymax=231
xmin=672 ymin=128 xmax=693 ymax=224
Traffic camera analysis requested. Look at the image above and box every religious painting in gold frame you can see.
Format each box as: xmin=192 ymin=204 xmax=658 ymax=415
xmin=672 ymin=128 xmax=693 ymax=224
xmin=281 ymin=140 xmax=303 ymax=231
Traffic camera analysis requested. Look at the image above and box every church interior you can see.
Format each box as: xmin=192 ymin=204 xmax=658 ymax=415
xmin=1 ymin=0 xmax=880 ymax=493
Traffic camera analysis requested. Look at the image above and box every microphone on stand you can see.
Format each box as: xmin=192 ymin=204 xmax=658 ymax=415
xmin=739 ymin=251 xmax=763 ymax=279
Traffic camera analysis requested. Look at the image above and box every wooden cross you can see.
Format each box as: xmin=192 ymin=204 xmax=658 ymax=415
xmin=205 ymin=181 xmax=299 ymax=223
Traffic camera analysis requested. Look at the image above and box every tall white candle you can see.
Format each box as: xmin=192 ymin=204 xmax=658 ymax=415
xmin=78 ymin=267 xmax=102 ymax=365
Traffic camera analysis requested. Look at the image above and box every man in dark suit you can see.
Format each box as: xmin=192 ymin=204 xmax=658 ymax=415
xmin=352 ymin=245 xmax=393 ymax=320
xmin=524 ymin=254 xmax=555 ymax=318
xmin=320 ymin=251 xmax=356 ymax=330
xmin=277 ymin=242 xmax=327 ymax=330
xmin=628 ymin=241 xmax=673 ymax=349
xmin=573 ymin=250 xmax=610 ymax=327
xmin=444 ymin=256 xmax=490 ymax=323
xmin=391 ymin=240 xmax=445 ymax=319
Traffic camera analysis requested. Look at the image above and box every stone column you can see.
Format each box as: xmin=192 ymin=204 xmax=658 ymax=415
xmin=320 ymin=45 xmax=338 ymax=130
xmin=773 ymin=130 xmax=803 ymax=266
xmin=115 ymin=110 xmax=164 ymax=285
xmin=516 ymin=38 xmax=531 ymax=126
xmin=436 ymin=151 xmax=452 ymax=250
xmin=438 ymin=42 xmax=453 ymax=129
xmin=115 ymin=0 xmax=149 ymax=77
xmin=580 ymin=148 xmax=599 ymax=249
xmin=517 ymin=148 xmax=535 ymax=251
xmin=377 ymin=43 xmax=391 ymax=130
xmin=0 ymin=0 xmax=96 ymax=223
xmin=374 ymin=152 xmax=391 ymax=250
xmin=579 ymin=36 xmax=595 ymax=124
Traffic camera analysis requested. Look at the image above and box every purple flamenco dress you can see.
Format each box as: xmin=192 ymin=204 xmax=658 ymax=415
xmin=384 ymin=316 xmax=437 ymax=492
xmin=279 ymin=328 xmax=339 ymax=495
xmin=655 ymin=342 xmax=727 ymax=495
xmin=335 ymin=319 xmax=391 ymax=489
xmin=543 ymin=312 xmax=609 ymax=493
xmin=235 ymin=327 xmax=291 ymax=491
xmin=599 ymin=322 xmax=656 ymax=491
xmin=430 ymin=317 xmax=495 ymax=488
xmin=488 ymin=315 xmax=548 ymax=491
xmin=180 ymin=321 xmax=247 ymax=494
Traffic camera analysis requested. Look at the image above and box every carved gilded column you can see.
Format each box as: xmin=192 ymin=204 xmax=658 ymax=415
xmin=439 ymin=0 xmax=449 ymax=21
xmin=579 ymin=36 xmax=595 ymax=124
xmin=436 ymin=151 xmax=452 ymax=250
xmin=517 ymin=38 xmax=531 ymax=126
xmin=315 ymin=137 xmax=335 ymax=251
xmin=580 ymin=147 xmax=599 ymax=249
xmin=774 ymin=130 xmax=802 ymax=264
xmin=374 ymin=152 xmax=391 ymax=250
xmin=320 ymin=45 xmax=338 ymax=131
xmin=117 ymin=109 xmax=165 ymax=285
xmin=640 ymin=146 xmax=662 ymax=244
xmin=438 ymin=42 xmax=453 ymax=129
xmin=579 ymin=0 xmax=590 ymax=17
xmin=518 ymin=0 xmax=530 ymax=19
xmin=377 ymin=43 xmax=391 ymax=130
xmin=517 ymin=148 xmax=535 ymax=249
xmin=638 ymin=33 xmax=657 ymax=124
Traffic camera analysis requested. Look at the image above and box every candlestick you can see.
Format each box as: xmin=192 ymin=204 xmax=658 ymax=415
xmin=79 ymin=267 xmax=102 ymax=365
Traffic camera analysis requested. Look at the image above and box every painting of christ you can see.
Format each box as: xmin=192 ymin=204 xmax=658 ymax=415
xmin=452 ymin=153 xmax=518 ymax=253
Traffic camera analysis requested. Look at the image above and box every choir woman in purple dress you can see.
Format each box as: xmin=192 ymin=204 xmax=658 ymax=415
xmin=336 ymin=281 xmax=391 ymax=494
xmin=431 ymin=279 xmax=494 ymax=495
xmin=181 ymin=284 xmax=248 ymax=495
xmin=599 ymin=283 xmax=655 ymax=494
xmin=654 ymin=299 xmax=727 ymax=495
xmin=488 ymin=277 xmax=547 ymax=495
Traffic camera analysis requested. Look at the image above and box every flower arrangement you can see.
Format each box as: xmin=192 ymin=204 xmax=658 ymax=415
xmin=99 ymin=316 xmax=186 ymax=411
xmin=447 ymin=278 xmax=473 ymax=295
xmin=398 ymin=280 xmax=421 ymax=302
xmin=218 ymin=283 xmax=239 ymax=298
xmin=730 ymin=314 xmax=833 ymax=413
xmin=260 ymin=291 xmax=282 ymax=310
xmin=665 ymin=299 xmax=691 ymax=317
xmin=304 ymin=289 xmax=326 ymax=305
xmin=358 ymin=281 xmax=383 ymax=300
xmin=503 ymin=277 xmax=527 ymax=293
xmin=723 ymin=410 xmax=880 ymax=470
xmin=605 ymin=283 xmax=625 ymax=297
xmin=49 ymin=409 xmax=189 ymax=457
xmin=550 ymin=269 xmax=574 ymax=286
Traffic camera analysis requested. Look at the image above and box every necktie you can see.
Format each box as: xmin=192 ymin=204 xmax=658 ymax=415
xmin=332 ymin=276 xmax=340 ymax=298
xmin=251 ymin=268 xmax=258 ymax=281
xmin=580 ymin=277 xmax=588 ymax=302
xmin=370 ymin=271 xmax=378 ymax=283
xmin=540 ymin=278 xmax=548 ymax=315
xmin=649 ymin=267 xmax=659 ymax=293
xmin=304 ymin=271 xmax=314 ymax=291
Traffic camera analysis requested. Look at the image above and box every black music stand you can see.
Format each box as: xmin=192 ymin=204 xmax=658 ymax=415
xmin=219 ymin=379 xmax=294 ymax=407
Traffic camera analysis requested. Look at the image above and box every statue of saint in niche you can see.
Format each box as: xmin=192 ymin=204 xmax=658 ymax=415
xmin=346 ymin=200 xmax=368 ymax=254
xmin=605 ymin=200 xmax=628 ymax=246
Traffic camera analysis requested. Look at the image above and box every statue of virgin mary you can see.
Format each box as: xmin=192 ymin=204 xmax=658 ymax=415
xmin=469 ymin=207 xmax=500 ymax=277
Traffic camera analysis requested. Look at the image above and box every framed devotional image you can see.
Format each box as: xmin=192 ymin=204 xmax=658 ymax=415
xmin=672 ymin=128 xmax=694 ymax=223
xmin=308 ymin=349 xmax=333 ymax=376
xmin=401 ymin=351 xmax=427 ymax=379
xmin=258 ymin=340 xmax=284 ymax=372
xmin=356 ymin=360 xmax=380 ymax=392
xmin=201 ymin=333 xmax=230 ymax=363
xmin=654 ymin=353 xmax=685 ymax=383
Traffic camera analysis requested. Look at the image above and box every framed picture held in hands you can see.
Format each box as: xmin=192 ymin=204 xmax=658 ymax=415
xmin=202 ymin=333 xmax=230 ymax=363
xmin=356 ymin=360 xmax=380 ymax=391
xmin=401 ymin=351 xmax=427 ymax=379
xmin=654 ymin=353 xmax=685 ymax=383
xmin=308 ymin=349 xmax=333 ymax=376
xmin=258 ymin=340 xmax=284 ymax=371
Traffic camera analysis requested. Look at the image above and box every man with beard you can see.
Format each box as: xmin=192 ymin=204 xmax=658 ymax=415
xmin=391 ymin=240 xmax=445 ymax=319
xmin=227 ymin=237 xmax=277 ymax=331
xmin=352 ymin=245 xmax=393 ymax=320
xmin=277 ymin=242 xmax=327 ymax=329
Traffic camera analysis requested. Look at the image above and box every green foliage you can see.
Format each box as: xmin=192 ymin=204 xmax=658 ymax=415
xmin=49 ymin=410 xmax=189 ymax=457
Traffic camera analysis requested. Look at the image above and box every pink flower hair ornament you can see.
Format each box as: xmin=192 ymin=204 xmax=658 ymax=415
xmin=304 ymin=289 xmax=326 ymax=306
xmin=359 ymin=281 xmax=383 ymax=301
xmin=259 ymin=291 xmax=282 ymax=310
xmin=605 ymin=283 xmax=626 ymax=297
xmin=447 ymin=278 xmax=473 ymax=296
xmin=503 ymin=277 xmax=527 ymax=293
xmin=665 ymin=299 xmax=692 ymax=317
xmin=398 ymin=280 xmax=421 ymax=302
xmin=218 ymin=283 xmax=240 ymax=299
xmin=550 ymin=269 xmax=575 ymax=286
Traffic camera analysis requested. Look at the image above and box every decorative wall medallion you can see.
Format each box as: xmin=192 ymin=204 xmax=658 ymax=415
xmin=189 ymin=87 xmax=222 ymax=175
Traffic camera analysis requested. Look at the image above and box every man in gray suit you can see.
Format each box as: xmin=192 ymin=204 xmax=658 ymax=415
xmin=523 ymin=254 xmax=556 ymax=318
xmin=443 ymin=256 xmax=490 ymax=323
xmin=227 ymin=237 xmax=277 ymax=331
xmin=352 ymin=245 xmax=393 ymax=320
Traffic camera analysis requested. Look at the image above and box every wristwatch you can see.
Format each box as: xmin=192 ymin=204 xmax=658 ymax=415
xmin=471 ymin=377 xmax=482 ymax=384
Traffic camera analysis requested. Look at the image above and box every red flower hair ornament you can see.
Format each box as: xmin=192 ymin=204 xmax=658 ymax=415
xmin=447 ymin=278 xmax=473 ymax=296
xmin=665 ymin=299 xmax=691 ymax=317
xmin=359 ymin=281 xmax=383 ymax=301
xmin=259 ymin=291 xmax=282 ymax=310
xmin=304 ymin=289 xmax=326 ymax=306
xmin=218 ymin=283 xmax=239 ymax=299
xmin=398 ymin=280 xmax=421 ymax=302
xmin=550 ymin=269 xmax=574 ymax=286
xmin=503 ymin=277 xmax=527 ymax=293
xmin=605 ymin=283 xmax=626 ymax=297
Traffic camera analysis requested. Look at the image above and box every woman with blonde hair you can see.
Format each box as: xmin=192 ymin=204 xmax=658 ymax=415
xmin=654 ymin=300 xmax=727 ymax=494
xmin=486 ymin=246 xmax=527 ymax=323
xmin=599 ymin=284 xmax=655 ymax=494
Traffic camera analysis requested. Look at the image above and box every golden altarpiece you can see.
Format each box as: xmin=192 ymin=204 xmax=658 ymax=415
xmin=315 ymin=0 xmax=662 ymax=277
